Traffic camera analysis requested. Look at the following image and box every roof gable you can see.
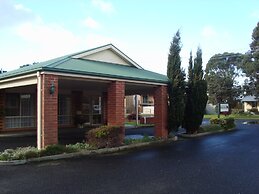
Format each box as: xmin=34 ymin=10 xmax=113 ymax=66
xmin=71 ymin=44 xmax=143 ymax=69
xmin=0 ymin=44 xmax=168 ymax=84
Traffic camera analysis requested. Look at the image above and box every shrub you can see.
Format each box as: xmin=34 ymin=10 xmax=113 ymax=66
xmin=231 ymin=109 xmax=244 ymax=115
xmin=66 ymin=142 xmax=91 ymax=151
xmin=86 ymin=125 xmax=124 ymax=148
xmin=0 ymin=147 xmax=39 ymax=161
xmin=199 ymin=124 xmax=222 ymax=133
xmin=210 ymin=117 xmax=235 ymax=130
xmin=0 ymin=143 xmax=93 ymax=161
xmin=249 ymin=108 xmax=259 ymax=115
xmin=0 ymin=149 xmax=14 ymax=161
xmin=40 ymin=144 xmax=70 ymax=157
xmin=12 ymin=147 xmax=39 ymax=160
xmin=124 ymin=135 xmax=155 ymax=145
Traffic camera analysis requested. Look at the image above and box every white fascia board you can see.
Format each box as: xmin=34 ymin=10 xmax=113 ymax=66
xmin=42 ymin=71 xmax=167 ymax=86
xmin=72 ymin=44 xmax=111 ymax=59
xmin=0 ymin=73 xmax=37 ymax=89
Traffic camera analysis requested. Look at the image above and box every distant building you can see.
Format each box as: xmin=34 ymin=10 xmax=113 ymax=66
xmin=125 ymin=95 xmax=154 ymax=115
xmin=241 ymin=95 xmax=259 ymax=112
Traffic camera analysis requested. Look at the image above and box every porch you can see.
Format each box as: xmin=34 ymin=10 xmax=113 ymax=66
xmin=0 ymin=126 xmax=154 ymax=152
xmin=0 ymin=44 xmax=168 ymax=149
xmin=0 ymin=75 xmax=167 ymax=149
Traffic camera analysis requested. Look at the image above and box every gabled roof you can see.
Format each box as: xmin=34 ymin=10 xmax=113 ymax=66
xmin=241 ymin=95 xmax=258 ymax=102
xmin=71 ymin=44 xmax=143 ymax=69
xmin=0 ymin=44 xmax=168 ymax=84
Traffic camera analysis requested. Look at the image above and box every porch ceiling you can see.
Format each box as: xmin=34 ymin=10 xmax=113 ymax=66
xmin=125 ymin=83 xmax=156 ymax=95
xmin=59 ymin=78 xmax=109 ymax=92
xmin=59 ymin=77 xmax=157 ymax=95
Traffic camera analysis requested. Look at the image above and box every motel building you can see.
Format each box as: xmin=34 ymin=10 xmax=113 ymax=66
xmin=0 ymin=44 xmax=168 ymax=149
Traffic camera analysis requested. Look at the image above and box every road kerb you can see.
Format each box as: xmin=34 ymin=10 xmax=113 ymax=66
xmin=0 ymin=138 xmax=176 ymax=166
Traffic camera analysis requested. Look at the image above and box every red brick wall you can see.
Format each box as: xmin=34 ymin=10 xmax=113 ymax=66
xmin=154 ymin=85 xmax=168 ymax=138
xmin=0 ymin=90 xmax=5 ymax=132
xmin=107 ymin=81 xmax=125 ymax=126
xmin=41 ymin=74 xmax=58 ymax=147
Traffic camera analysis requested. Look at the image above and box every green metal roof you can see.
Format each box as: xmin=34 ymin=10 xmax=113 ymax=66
xmin=0 ymin=46 xmax=169 ymax=84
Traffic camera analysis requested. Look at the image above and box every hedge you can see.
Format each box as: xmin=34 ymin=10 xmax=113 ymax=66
xmin=210 ymin=117 xmax=235 ymax=130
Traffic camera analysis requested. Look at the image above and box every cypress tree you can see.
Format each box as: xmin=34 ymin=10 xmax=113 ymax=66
xmin=183 ymin=47 xmax=208 ymax=134
xmin=182 ymin=52 xmax=194 ymax=131
xmin=167 ymin=30 xmax=186 ymax=133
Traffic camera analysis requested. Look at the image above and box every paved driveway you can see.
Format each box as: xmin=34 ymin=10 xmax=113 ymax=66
xmin=1 ymin=120 xmax=259 ymax=193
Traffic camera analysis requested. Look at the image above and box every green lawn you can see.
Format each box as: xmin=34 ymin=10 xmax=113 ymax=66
xmin=125 ymin=121 xmax=154 ymax=127
xmin=204 ymin=114 xmax=259 ymax=120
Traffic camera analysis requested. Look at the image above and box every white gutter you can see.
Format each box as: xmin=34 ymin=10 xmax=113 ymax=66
xmin=42 ymin=71 xmax=168 ymax=86
xmin=0 ymin=73 xmax=38 ymax=89
xmin=37 ymin=71 xmax=42 ymax=150
xmin=0 ymin=73 xmax=37 ymax=84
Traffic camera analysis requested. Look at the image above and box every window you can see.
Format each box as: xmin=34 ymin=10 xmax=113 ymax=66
xmin=251 ymin=101 xmax=257 ymax=108
xmin=58 ymin=95 xmax=71 ymax=125
xmin=143 ymin=95 xmax=148 ymax=104
xmin=5 ymin=94 xmax=35 ymax=128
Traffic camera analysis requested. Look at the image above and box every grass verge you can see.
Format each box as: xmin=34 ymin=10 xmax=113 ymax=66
xmin=125 ymin=121 xmax=154 ymax=127
xmin=0 ymin=142 xmax=93 ymax=161
xmin=0 ymin=135 xmax=159 ymax=161
xmin=204 ymin=114 xmax=259 ymax=119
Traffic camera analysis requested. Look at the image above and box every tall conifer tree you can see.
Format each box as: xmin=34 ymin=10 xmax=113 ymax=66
xmin=167 ymin=30 xmax=186 ymax=133
xmin=183 ymin=47 xmax=208 ymax=134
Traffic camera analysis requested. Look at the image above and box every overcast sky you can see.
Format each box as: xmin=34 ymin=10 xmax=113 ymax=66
xmin=1 ymin=0 xmax=259 ymax=75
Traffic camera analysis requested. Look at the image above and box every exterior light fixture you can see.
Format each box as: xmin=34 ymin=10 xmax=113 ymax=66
xmin=49 ymin=81 xmax=55 ymax=95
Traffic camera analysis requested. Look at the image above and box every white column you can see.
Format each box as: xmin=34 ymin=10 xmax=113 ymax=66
xmin=135 ymin=95 xmax=139 ymax=125
xmin=37 ymin=72 xmax=42 ymax=150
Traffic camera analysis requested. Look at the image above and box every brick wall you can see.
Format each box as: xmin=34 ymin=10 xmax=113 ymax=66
xmin=154 ymin=85 xmax=168 ymax=138
xmin=41 ymin=74 xmax=58 ymax=148
xmin=107 ymin=81 xmax=125 ymax=126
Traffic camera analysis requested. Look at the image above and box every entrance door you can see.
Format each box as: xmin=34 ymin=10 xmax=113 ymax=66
xmin=82 ymin=96 xmax=101 ymax=126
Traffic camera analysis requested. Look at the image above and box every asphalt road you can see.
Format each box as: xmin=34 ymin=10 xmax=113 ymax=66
xmin=1 ymin=120 xmax=259 ymax=194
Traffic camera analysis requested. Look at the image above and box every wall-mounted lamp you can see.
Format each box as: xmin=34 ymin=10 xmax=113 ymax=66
xmin=49 ymin=81 xmax=55 ymax=95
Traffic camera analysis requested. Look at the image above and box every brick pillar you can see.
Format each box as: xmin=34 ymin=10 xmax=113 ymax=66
xmin=41 ymin=74 xmax=58 ymax=148
xmin=0 ymin=90 xmax=5 ymax=132
xmin=154 ymin=85 xmax=168 ymax=138
xmin=107 ymin=81 xmax=125 ymax=126
xmin=102 ymin=92 xmax=108 ymax=125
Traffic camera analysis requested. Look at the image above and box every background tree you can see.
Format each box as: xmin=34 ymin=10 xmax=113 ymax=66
xmin=242 ymin=22 xmax=259 ymax=96
xmin=205 ymin=52 xmax=243 ymax=107
xmin=167 ymin=30 xmax=186 ymax=133
xmin=183 ymin=47 xmax=208 ymax=134
xmin=242 ymin=78 xmax=256 ymax=96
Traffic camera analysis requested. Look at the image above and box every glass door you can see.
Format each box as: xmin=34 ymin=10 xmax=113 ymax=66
xmin=92 ymin=96 xmax=102 ymax=125
xmin=82 ymin=97 xmax=91 ymax=125
xmin=82 ymin=96 xmax=102 ymax=126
